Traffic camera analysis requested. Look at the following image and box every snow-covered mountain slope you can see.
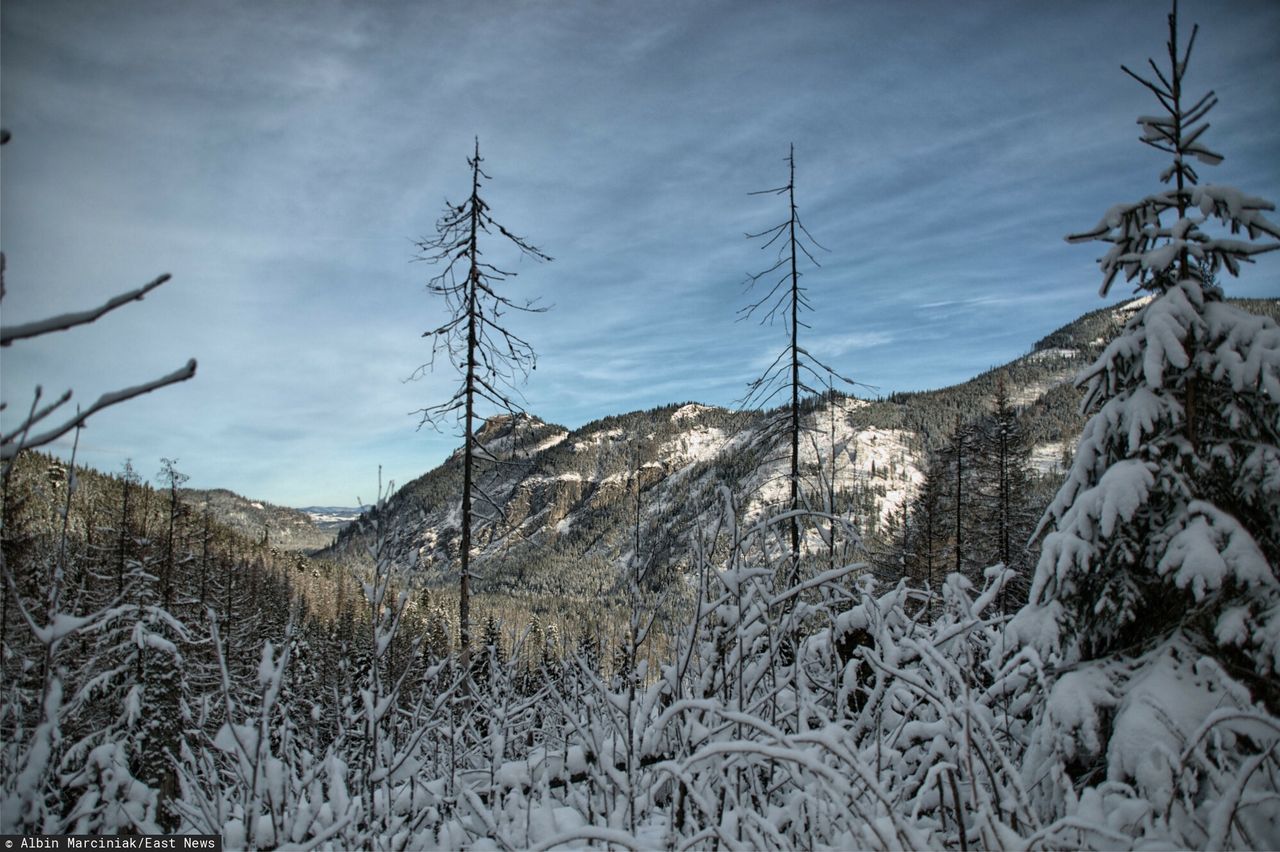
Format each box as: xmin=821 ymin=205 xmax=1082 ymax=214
xmin=324 ymin=297 xmax=1280 ymax=598
xmin=321 ymin=398 xmax=936 ymax=602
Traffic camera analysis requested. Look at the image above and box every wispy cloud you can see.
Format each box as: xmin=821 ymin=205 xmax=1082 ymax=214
xmin=3 ymin=0 xmax=1277 ymax=504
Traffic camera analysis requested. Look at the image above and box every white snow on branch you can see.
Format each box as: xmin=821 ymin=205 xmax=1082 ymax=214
xmin=0 ymin=274 xmax=171 ymax=347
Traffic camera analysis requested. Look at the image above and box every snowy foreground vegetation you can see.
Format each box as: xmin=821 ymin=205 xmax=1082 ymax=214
xmin=3 ymin=4 xmax=1280 ymax=849
xmin=1 ymin=465 xmax=1277 ymax=849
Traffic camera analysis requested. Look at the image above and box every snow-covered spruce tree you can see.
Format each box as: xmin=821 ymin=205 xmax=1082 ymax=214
xmin=413 ymin=138 xmax=550 ymax=677
xmin=1014 ymin=3 xmax=1280 ymax=842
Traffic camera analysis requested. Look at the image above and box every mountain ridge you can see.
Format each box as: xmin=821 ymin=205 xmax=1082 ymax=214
xmin=327 ymin=296 xmax=1280 ymax=608
xmin=178 ymin=487 xmax=338 ymax=553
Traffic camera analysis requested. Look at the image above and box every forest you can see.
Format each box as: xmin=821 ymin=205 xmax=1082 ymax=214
xmin=2 ymin=3 xmax=1279 ymax=850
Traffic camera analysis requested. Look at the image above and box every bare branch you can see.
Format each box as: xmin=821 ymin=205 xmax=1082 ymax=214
xmin=0 ymin=386 xmax=74 ymax=451
xmin=1 ymin=359 xmax=197 ymax=461
xmin=1121 ymin=64 xmax=1170 ymax=102
xmin=1 ymin=273 xmax=172 ymax=347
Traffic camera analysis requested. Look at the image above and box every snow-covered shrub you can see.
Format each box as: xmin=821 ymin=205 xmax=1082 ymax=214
xmin=476 ymin=489 xmax=1031 ymax=850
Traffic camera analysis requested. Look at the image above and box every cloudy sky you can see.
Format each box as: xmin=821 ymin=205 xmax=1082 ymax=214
xmin=2 ymin=0 xmax=1278 ymax=507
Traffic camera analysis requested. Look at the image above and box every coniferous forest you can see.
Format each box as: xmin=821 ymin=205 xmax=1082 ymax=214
xmin=2 ymin=3 xmax=1279 ymax=849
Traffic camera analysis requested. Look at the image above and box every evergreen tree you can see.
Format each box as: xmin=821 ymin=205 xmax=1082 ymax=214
xmin=938 ymin=415 xmax=981 ymax=582
xmin=903 ymin=460 xmax=948 ymax=619
xmin=902 ymin=416 xmax=984 ymax=590
xmin=1014 ymin=2 xmax=1280 ymax=830
xmin=114 ymin=461 xmax=141 ymax=600
xmin=973 ymin=375 xmax=1037 ymax=607
xmin=473 ymin=614 xmax=506 ymax=689
xmin=156 ymin=458 xmax=188 ymax=611
xmin=418 ymin=587 xmax=452 ymax=666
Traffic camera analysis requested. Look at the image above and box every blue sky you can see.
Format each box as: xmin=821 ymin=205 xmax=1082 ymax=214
xmin=2 ymin=0 xmax=1278 ymax=507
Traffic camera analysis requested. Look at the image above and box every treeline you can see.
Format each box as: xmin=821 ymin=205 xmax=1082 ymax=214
xmin=871 ymin=376 xmax=1053 ymax=606
xmin=1 ymin=449 xmax=652 ymax=832
xmin=176 ymin=487 xmax=335 ymax=554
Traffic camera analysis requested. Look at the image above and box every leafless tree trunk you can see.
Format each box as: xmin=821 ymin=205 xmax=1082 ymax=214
xmin=739 ymin=145 xmax=849 ymax=579
xmin=413 ymin=138 xmax=550 ymax=677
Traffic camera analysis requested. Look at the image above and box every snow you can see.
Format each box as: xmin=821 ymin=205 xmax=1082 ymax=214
xmin=671 ymin=403 xmax=716 ymax=422
xmin=1028 ymin=347 xmax=1080 ymax=362
xmin=8 ymin=509 xmax=1278 ymax=849
xmin=1030 ymin=441 xmax=1068 ymax=475
xmin=1044 ymin=667 xmax=1116 ymax=764
xmin=529 ymin=471 xmax=585 ymax=485
xmin=660 ymin=424 xmax=728 ymax=467
xmin=735 ymin=407 xmax=922 ymax=532
xmin=1157 ymin=502 xmax=1274 ymax=600
xmin=213 ymin=722 xmax=259 ymax=756
xmin=302 ymin=506 xmax=370 ymax=525
xmin=1107 ymin=644 xmax=1221 ymax=811
xmin=479 ymin=421 xmax=569 ymax=460
xmin=570 ymin=428 xmax=625 ymax=453
xmin=519 ymin=431 xmax=568 ymax=457
xmin=1140 ymin=292 xmax=1192 ymax=388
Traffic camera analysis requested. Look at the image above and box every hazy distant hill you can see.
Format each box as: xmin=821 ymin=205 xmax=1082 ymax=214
xmin=179 ymin=488 xmax=336 ymax=553
xmin=300 ymin=506 xmax=371 ymax=535
xmin=324 ymin=296 xmax=1280 ymax=603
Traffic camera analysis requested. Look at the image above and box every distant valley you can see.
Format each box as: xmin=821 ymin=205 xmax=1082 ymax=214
xmin=177 ymin=488 xmax=365 ymax=553
xmin=99 ymin=295 xmax=1279 ymax=618
xmin=300 ymin=505 xmax=372 ymax=535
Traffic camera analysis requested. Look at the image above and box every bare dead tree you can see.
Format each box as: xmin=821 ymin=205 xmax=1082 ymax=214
xmin=412 ymin=138 xmax=550 ymax=676
xmin=739 ymin=144 xmax=851 ymax=578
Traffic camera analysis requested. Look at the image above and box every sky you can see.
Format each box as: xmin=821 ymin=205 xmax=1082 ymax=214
xmin=2 ymin=0 xmax=1278 ymax=507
